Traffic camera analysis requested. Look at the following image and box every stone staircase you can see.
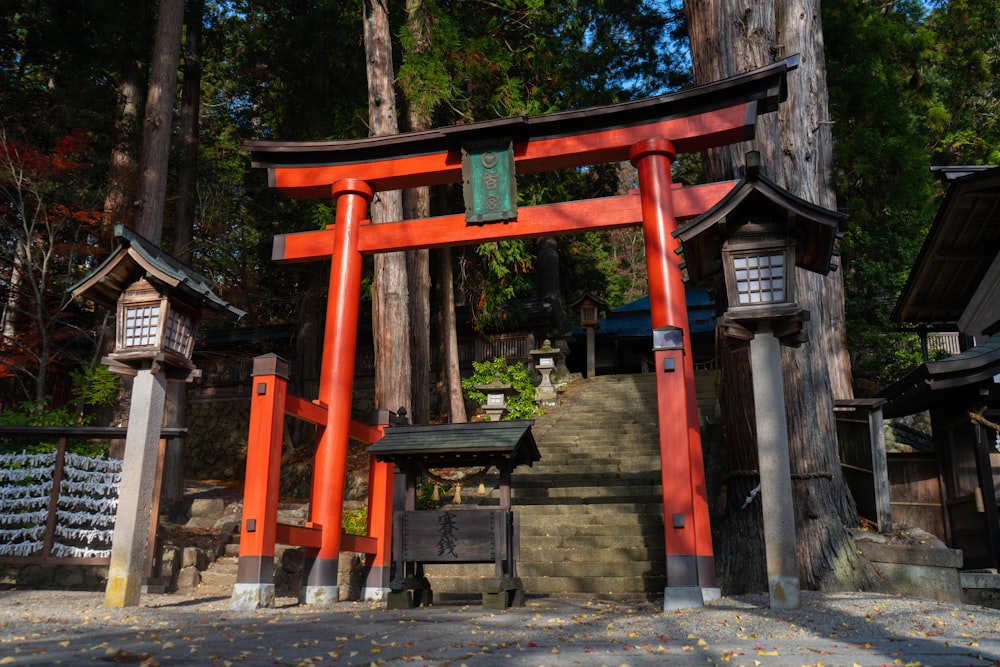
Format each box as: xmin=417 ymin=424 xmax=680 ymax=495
xmin=426 ymin=372 xmax=680 ymax=601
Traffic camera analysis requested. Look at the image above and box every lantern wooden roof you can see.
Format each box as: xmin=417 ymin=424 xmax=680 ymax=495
xmin=70 ymin=225 xmax=245 ymax=319
xmin=569 ymin=291 xmax=608 ymax=311
xmin=367 ymin=420 xmax=540 ymax=470
xmin=673 ymin=162 xmax=845 ymax=287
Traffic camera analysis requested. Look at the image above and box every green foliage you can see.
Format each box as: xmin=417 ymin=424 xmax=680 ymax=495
xmin=823 ymin=0 xmax=999 ymax=393
xmin=461 ymin=357 xmax=538 ymax=421
xmin=416 ymin=480 xmax=444 ymax=510
xmin=341 ymin=506 xmax=368 ymax=536
xmin=70 ymin=364 xmax=120 ymax=409
xmin=0 ymin=399 xmax=108 ymax=457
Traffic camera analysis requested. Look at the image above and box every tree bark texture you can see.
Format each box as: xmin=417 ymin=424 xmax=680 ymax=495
xmin=104 ymin=0 xmax=149 ymax=233
xmin=134 ymin=0 xmax=184 ymax=246
xmin=403 ymin=0 xmax=433 ymax=425
xmin=364 ymin=0 xmax=412 ymax=417
xmin=162 ymin=0 xmax=205 ymax=513
xmin=405 ymin=207 xmax=431 ymax=424
xmin=437 ymin=246 xmax=467 ymax=423
xmin=173 ymin=0 xmax=204 ymax=263
xmin=536 ymin=236 xmax=563 ymax=333
xmin=686 ymin=0 xmax=869 ymax=591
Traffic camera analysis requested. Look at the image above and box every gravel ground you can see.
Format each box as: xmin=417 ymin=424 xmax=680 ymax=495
xmin=0 ymin=589 xmax=998 ymax=666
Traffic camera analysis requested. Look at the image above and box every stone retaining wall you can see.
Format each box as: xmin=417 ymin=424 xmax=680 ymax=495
xmin=186 ymin=397 xmax=251 ymax=481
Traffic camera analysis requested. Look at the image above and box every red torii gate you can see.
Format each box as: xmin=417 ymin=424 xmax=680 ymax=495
xmin=233 ymin=56 xmax=799 ymax=611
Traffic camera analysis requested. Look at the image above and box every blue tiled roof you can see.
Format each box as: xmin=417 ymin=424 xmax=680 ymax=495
xmin=577 ymin=288 xmax=716 ymax=337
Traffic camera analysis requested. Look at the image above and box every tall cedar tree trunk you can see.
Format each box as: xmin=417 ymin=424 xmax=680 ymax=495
xmin=437 ymin=246 xmax=467 ymax=422
xmin=104 ymin=0 xmax=149 ymax=234
xmin=402 ymin=0 xmax=466 ymax=423
xmin=161 ymin=0 xmax=205 ymax=514
xmin=364 ymin=0 xmax=412 ymax=419
xmin=173 ymin=0 xmax=203 ymax=262
xmin=134 ymin=0 xmax=184 ymax=245
xmin=536 ymin=237 xmax=563 ymax=333
xmin=403 ymin=0 xmax=432 ymax=425
xmin=686 ymin=0 xmax=869 ymax=592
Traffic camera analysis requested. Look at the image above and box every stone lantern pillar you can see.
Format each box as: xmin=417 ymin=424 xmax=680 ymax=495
xmin=530 ymin=339 xmax=562 ymax=406
xmin=673 ymin=153 xmax=844 ymax=610
xmin=475 ymin=374 xmax=514 ymax=421
xmin=69 ymin=226 xmax=244 ymax=607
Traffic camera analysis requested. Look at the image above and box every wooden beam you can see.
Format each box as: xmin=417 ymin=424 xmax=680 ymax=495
xmin=273 ymin=181 xmax=736 ymax=263
xmin=284 ymin=394 xmax=327 ymax=426
xmin=275 ymin=523 xmax=322 ymax=549
xmin=268 ymin=105 xmax=753 ymax=197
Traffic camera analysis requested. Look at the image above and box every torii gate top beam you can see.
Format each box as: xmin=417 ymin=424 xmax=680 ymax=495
xmin=246 ymin=56 xmax=799 ymax=198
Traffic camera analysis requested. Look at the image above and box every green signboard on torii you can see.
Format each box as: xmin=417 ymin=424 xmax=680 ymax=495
xmin=237 ymin=56 xmax=800 ymax=612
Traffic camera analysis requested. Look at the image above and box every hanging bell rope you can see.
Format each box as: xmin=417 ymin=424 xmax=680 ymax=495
xmin=417 ymin=463 xmax=493 ymax=504
xmin=969 ymin=407 xmax=1000 ymax=432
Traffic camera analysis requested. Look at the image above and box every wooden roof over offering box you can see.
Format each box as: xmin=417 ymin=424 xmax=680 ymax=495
xmin=367 ymin=420 xmax=540 ymax=470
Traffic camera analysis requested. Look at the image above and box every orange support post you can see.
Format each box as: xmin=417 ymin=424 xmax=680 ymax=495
xmin=630 ymin=139 xmax=718 ymax=610
xmin=231 ymin=354 xmax=289 ymax=610
xmin=301 ymin=179 xmax=373 ymax=605
xmin=362 ymin=415 xmax=392 ymax=601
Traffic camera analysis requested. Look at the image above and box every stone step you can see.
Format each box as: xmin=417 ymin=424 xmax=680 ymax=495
xmin=517 ymin=500 xmax=663 ymax=515
xmin=513 ymin=471 xmax=660 ymax=487
xmin=198 ymin=562 xmax=238 ymax=588
xmin=519 ymin=518 xmax=663 ymax=538
xmin=508 ymin=484 xmax=662 ymax=500
xmin=519 ymin=533 xmax=664 ymax=550
xmin=423 ymin=558 xmax=661 ymax=581
xmin=527 ymin=454 xmax=662 ymax=467
xmin=531 ymin=438 xmax=658 ymax=449
xmin=423 ymin=573 xmax=664 ymax=598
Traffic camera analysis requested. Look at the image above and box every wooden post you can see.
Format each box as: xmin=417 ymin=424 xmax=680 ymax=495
xmin=141 ymin=438 xmax=168 ymax=592
xmin=867 ymin=404 xmax=893 ymax=534
xmin=231 ymin=354 xmax=289 ymax=610
xmin=302 ymin=179 xmax=372 ymax=606
xmin=630 ymin=138 xmax=718 ymax=610
xmin=362 ymin=412 xmax=391 ymax=602
xmin=585 ymin=326 xmax=596 ymax=378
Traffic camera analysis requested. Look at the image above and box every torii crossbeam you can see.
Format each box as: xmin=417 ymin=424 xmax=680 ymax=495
xmin=235 ymin=55 xmax=799 ymax=611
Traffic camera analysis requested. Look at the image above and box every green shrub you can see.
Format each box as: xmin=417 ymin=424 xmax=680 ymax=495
xmin=342 ymin=506 xmax=368 ymax=536
xmin=0 ymin=399 xmax=108 ymax=457
xmin=461 ymin=357 xmax=539 ymax=421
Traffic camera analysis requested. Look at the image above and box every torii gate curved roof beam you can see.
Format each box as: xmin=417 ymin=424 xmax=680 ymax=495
xmin=246 ymin=55 xmax=799 ymax=198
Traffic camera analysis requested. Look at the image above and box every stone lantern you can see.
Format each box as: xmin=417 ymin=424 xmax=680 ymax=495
xmin=70 ymin=225 xmax=244 ymax=607
xmin=530 ymin=339 xmax=562 ymax=406
xmin=475 ymin=374 xmax=514 ymax=421
xmin=570 ymin=292 xmax=606 ymax=379
xmin=673 ymin=153 xmax=844 ymax=611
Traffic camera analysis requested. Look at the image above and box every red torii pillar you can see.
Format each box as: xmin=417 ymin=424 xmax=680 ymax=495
xmin=301 ymin=179 xmax=372 ymax=605
xmin=632 ymin=139 xmax=717 ymax=608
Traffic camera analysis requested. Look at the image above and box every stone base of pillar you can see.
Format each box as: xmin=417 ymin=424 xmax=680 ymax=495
xmin=663 ymin=586 xmax=721 ymax=611
xmin=300 ymin=585 xmax=340 ymax=606
xmin=768 ymin=575 xmax=801 ymax=610
xmin=230 ymin=583 xmax=275 ymax=610
xmin=362 ymin=586 xmax=391 ymax=603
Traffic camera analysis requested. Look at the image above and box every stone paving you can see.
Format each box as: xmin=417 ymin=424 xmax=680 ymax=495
xmin=1 ymin=589 xmax=998 ymax=666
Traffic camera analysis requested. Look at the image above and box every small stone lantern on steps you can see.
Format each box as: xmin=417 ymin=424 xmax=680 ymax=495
xmin=530 ymin=339 xmax=562 ymax=406
xmin=475 ymin=374 xmax=514 ymax=421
